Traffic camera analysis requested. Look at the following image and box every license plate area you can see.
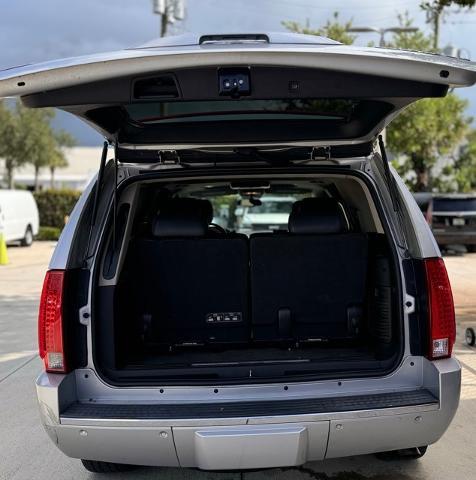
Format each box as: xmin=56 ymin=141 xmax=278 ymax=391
xmin=173 ymin=422 xmax=329 ymax=470
xmin=452 ymin=217 xmax=466 ymax=226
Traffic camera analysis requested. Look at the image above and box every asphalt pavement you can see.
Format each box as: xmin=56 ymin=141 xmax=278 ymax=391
xmin=1 ymin=243 xmax=475 ymax=480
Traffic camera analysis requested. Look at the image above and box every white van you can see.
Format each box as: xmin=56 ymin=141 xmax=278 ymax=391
xmin=0 ymin=190 xmax=39 ymax=246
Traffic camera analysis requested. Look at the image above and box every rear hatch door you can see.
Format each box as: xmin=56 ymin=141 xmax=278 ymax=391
xmin=1 ymin=32 xmax=475 ymax=152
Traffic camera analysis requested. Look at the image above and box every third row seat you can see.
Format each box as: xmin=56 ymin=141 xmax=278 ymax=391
xmin=130 ymin=196 xmax=369 ymax=347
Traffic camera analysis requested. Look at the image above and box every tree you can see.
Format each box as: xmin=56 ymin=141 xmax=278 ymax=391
xmin=282 ymin=12 xmax=356 ymax=45
xmin=15 ymin=104 xmax=58 ymax=191
xmin=452 ymin=129 xmax=476 ymax=192
xmin=0 ymin=100 xmax=23 ymax=188
xmin=390 ymin=12 xmax=434 ymax=52
xmin=388 ymin=94 xmax=470 ymax=191
xmin=420 ymin=1 xmax=476 ymax=48
xmin=0 ymin=102 xmax=74 ymax=191
xmin=385 ymin=17 xmax=471 ymax=191
xmin=436 ymin=129 xmax=476 ymax=192
xmin=50 ymin=130 xmax=76 ymax=189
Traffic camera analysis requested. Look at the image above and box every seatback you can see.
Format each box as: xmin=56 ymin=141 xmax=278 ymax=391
xmin=250 ymin=198 xmax=368 ymax=342
xmin=130 ymin=198 xmax=249 ymax=346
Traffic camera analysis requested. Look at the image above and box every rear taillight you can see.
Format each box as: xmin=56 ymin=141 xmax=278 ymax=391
xmin=38 ymin=270 xmax=67 ymax=373
xmin=424 ymin=258 xmax=455 ymax=360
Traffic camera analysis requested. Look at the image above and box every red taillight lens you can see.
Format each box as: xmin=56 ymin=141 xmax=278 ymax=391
xmin=38 ymin=270 xmax=67 ymax=373
xmin=424 ymin=258 xmax=455 ymax=360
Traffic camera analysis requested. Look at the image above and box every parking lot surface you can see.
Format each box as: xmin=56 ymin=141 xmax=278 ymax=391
xmin=1 ymin=243 xmax=475 ymax=480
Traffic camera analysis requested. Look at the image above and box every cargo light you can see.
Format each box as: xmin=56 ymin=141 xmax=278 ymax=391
xmin=38 ymin=270 xmax=67 ymax=373
xmin=424 ymin=258 xmax=455 ymax=360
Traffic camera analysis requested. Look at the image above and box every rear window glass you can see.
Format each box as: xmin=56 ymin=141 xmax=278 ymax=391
xmin=192 ymin=193 xmax=310 ymax=235
xmin=249 ymin=199 xmax=296 ymax=214
xmin=126 ymin=99 xmax=358 ymax=124
xmin=433 ymin=198 xmax=476 ymax=212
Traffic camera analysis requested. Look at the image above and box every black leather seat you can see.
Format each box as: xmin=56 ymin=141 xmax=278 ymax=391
xmin=250 ymin=198 xmax=368 ymax=342
xmin=129 ymin=198 xmax=249 ymax=346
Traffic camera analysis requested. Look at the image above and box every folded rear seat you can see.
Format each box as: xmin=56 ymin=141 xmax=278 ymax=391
xmin=130 ymin=198 xmax=249 ymax=346
xmin=250 ymin=198 xmax=368 ymax=342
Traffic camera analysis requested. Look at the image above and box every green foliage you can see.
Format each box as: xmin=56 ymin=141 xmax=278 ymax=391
xmin=388 ymin=93 xmax=470 ymax=191
xmin=33 ymin=189 xmax=81 ymax=229
xmin=434 ymin=130 xmax=476 ymax=192
xmin=37 ymin=226 xmax=62 ymax=241
xmin=385 ymin=17 xmax=472 ymax=191
xmin=0 ymin=100 xmax=24 ymax=189
xmin=282 ymin=10 xmax=473 ymax=193
xmin=282 ymin=12 xmax=356 ymax=45
xmin=390 ymin=12 xmax=435 ymax=52
xmin=0 ymin=100 xmax=76 ymax=190
xmin=421 ymin=0 xmax=476 ymax=14
xmin=55 ymin=130 xmax=76 ymax=149
xmin=15 ymin=103 xmax=58 ymax=190
xmin=454 ymin=130 xmax=476 ymax=192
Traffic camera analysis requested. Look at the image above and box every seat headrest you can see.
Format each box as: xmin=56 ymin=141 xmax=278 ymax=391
xmin=200 ymin=199 xmax=214 ymax=224
xmin=288 ymin=198 xmax=347 ymax=234
xmin=152 ymin=198 xmax=210 ymax=238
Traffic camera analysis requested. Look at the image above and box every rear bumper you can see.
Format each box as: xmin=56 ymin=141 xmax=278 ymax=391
xmin=36 ymin=357 xmax=461 ymax=470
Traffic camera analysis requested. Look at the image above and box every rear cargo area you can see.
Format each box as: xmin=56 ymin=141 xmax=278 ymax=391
xmin=94 ymin=172 xmax=402 ymax=384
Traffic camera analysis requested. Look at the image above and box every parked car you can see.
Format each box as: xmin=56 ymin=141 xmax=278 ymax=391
xmin=237 ymin=195 xmax=297 ymax=233
xmin=0 ymin=189 xmax=39 ymax=246
xmin=1 ymin=32 xmax=474 ymax=473
xmin=414 ymin=193 xmax=476 ymax=252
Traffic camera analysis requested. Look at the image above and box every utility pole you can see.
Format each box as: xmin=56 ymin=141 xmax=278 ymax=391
xmin=420 ymin=1 xmax=476 ymax=51
xmin=421 ymin=4 xmax=444 ymax=50
xmin=152 ymin=0 xmax=186 ymax=37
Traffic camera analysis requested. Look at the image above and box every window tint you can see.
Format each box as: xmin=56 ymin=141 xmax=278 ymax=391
xmin=126 ymin=99 xmax=358 ymax=124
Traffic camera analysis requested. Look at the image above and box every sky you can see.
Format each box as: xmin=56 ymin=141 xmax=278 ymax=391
xmin=1 ymin=0 xmax=476 ymax=145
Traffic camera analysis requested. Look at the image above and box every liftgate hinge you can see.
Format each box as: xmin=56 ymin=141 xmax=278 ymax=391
xmin=310 ymin=146 xmax=331 ymax=161
xmin=361 ymin=159 xmax=372 ymax=174
xmin=158 ymin=150 xmax=181 ymax=165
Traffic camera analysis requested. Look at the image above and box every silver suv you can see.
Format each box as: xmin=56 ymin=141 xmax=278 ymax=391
xmin=1 ymin=33 xmax=474 ymax=474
